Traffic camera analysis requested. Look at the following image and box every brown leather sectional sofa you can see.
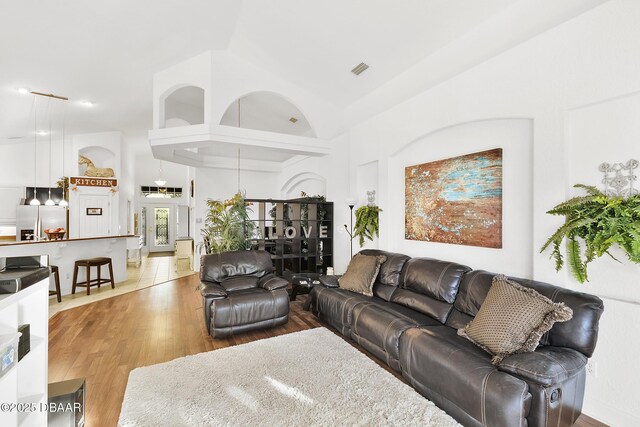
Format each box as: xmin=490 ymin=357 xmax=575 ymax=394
xmin=308 ymin=249 xmax=604 ymax=427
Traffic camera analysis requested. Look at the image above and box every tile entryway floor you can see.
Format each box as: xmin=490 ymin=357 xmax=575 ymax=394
xmin=48 ymin=254 xmax=196 ymax=318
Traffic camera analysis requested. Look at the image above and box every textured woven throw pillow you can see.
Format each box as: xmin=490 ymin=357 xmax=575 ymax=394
xmin=458 ymin=274 xmax=573 ymax=364
xmin=338 ymin=254 xmax=387 ymax=296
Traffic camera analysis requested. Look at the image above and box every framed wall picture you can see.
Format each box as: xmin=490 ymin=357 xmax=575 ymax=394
xmin=86 ymin=208 xmax=103 ymax=216
xmin=405 ymin=148 xmax=503 ymax=248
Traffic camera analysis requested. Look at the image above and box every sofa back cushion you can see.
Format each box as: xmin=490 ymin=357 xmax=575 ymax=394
xmin=390 ymin=257 xmax=471 ymax=322
xmin=447 ymin=270 xmax=604 ymax=357
xmin=359 ymin=249 xmax=410 ymax=301
xmin=200 ymin=250 xmax=273 ymax=283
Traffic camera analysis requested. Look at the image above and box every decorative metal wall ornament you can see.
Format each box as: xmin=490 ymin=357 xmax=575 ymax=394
xmin=366 ymin=190 xmax=376 ymax=206
xmin=599 ymin=159 xmax=638 ymax=197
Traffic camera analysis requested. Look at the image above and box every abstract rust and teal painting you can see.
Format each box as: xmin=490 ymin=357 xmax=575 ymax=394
xmin=405 ymin=148 xmax=502 ymax=248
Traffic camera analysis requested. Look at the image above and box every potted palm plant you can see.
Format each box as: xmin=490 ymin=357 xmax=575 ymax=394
xmin=201 ymin=192 xmax=255 ymax=254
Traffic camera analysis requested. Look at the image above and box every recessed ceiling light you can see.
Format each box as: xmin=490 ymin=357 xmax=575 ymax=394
xmin=80 ymin=100 xmax=95 ymax=107
xmin=17 ymin=87 xmax=31 ymax=94
xmin=289 ymin=117 xmax=298 ymax=123
xmin=351 ymin=62 xmax=370 ymax=76
xmin=37 ymin=130 xmax=48 ymax=136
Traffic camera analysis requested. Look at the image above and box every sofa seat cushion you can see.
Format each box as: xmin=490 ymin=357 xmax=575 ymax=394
xmin=399 ymin=327 xmax=531 ymax=427
xmin=351 ymin=303 xmax=439 ymax=371
xmin=498 ymin=347 xmax=587 ymax=386
xmin=310 ymin=286 xmax=373 ymax=336
xmin=359 ymin=299 xmax=443 ymax=326
xmin=209 ymin=287 xmax=289 ymax=330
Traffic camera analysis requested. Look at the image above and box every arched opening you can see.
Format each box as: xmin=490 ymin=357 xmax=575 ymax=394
xmin=281 ymin=172 xmax=326 ymax=198
xmin=162 ymin=86 xmax=205 ymax=128
xmin=220 ymin=92 xmax=316 ymax=137
xmin=78 ymin=146 xmax=116 ymax=177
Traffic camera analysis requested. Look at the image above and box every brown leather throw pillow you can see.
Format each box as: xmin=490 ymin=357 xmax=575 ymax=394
xmin=458 ymin=274 xmax=573 ymax=364
xmin=338 ymin=254 xmax=387 ymax=296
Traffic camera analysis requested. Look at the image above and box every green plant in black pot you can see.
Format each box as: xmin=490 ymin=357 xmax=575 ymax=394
xmin=353 ymin=205 xmax=382 ymax=246
xmin=540 ymin=184 xmax=640 ymax=283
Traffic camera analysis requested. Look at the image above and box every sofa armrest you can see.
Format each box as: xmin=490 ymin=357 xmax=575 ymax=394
xmin=199 ymin=281 xmax=228 ymax=299
xmin=258 ymin=274 xmax=289 ymax=291
xmin=319 ymin=275 xmax=340 ymax=288
xmin=498 ymin=347 xmax=587 ymax=386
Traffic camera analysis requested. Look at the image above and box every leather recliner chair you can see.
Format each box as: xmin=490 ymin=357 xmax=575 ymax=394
xmin=199 ymin=250 xmax=290 ymax=338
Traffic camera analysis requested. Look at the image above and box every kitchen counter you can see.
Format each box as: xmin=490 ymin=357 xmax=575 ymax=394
xmin=0 ymin=236 xmax=140 ymax=296
xmin=0 ymin=266 xmax=50 ymax=294
xmin=0 ymin=234 xmax=136 ymax=246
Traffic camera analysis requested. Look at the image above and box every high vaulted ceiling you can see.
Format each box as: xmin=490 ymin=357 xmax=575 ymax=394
xmin=0 ymin=0 xmax=607 ymax=146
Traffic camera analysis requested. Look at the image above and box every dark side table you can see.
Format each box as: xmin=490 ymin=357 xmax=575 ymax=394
xmin=285 ymin=272 xmax=322 ymax=304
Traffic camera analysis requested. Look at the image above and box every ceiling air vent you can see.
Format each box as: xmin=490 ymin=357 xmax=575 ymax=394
xmin=351 ymin=62 xmax=369 ymax=76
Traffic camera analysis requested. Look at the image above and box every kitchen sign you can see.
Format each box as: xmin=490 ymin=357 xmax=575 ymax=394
xmin=70 ymin=177 xmax=118 ymax=187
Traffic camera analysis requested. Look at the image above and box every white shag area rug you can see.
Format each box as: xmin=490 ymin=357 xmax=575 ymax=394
xmin=119 ymin=327 xmax=461 ymax=427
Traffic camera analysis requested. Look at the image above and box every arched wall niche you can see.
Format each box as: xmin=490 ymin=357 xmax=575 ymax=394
xmin=78 ymin=146 xmax=116 ymax=177
xmin=385 ymin=118 xmax=534 ymax=277
xmin=220 ymin=91 xmax=317 ymax=138
xmin=160 ymin=85 xmax=206 ymax=129
xmin=281 ymin=172 xmax=326 ymax=199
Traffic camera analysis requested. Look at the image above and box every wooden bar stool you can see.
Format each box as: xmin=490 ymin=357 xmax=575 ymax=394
xmin=49 ymin=265 xmax=62 ymax=303
xmin=72 ymin=257 xmax=115 ymax=295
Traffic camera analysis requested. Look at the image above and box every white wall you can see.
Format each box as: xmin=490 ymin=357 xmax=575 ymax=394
xmin=564 ymin=91 xmax=640 ymax=424
xmin=346 ymin=1 xmax=640 ymax=424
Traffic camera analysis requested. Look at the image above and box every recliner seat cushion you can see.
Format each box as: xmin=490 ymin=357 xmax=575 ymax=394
xmin=399 ymin=326 xmax=531 ymax=427
xmin=208 ymin=287 xmax=289 ymax=331
xmin=351 ymin=303 xmax=440 ymax=371
xmin=310 ymin=286 xmax=372 ymax=336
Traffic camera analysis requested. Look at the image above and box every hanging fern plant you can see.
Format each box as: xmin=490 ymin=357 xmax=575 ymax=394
xmin=353 ymin=205 xmax=382 ymax=246
xmin=540 ymin=184 xmax=640 ymax=283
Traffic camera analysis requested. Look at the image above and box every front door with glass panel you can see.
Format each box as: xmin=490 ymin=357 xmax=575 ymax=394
xmin=149 ymin=207 xmax=173 ymax=252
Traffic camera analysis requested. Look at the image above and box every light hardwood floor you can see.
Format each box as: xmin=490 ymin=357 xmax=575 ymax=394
xmin=48 ymin=254 xmax=194 ymax=317
xmin=48 ymin=274 xmax=606 ymax=427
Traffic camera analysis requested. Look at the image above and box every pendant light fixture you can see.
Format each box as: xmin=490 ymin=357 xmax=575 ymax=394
xmin=30 ymin=96 xmax=41 ymax=206
xmin=45 ymin=99 xmax=55 ymax=206
xmin=154 ymin=161 xmax=167 ymax=187
xmin=237 ymin=98 xmax=241 ymax=192
xmin=59 ymin=100 xmax=68 ymax=207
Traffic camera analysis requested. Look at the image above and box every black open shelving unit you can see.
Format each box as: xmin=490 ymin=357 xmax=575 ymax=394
xmin=245 ymin=198 xmax=333 ymax=276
